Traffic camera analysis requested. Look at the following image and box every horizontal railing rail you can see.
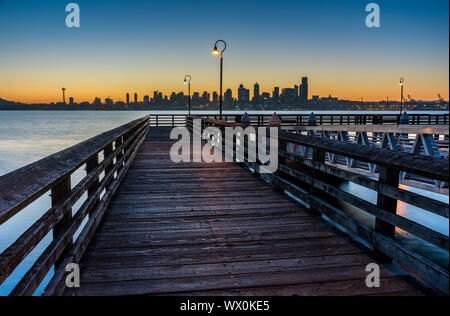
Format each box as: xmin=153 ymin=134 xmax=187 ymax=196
xmin=195 ymin=116 xmax=449 ymax=295
xmin=0 ymin=115 xmax=150 ymax=296
xmin=157 ymin=113 xmax=449 ymax=127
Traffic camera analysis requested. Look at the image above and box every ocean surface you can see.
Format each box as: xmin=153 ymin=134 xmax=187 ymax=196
xmin=0 ymin=110 xmax=448 ymax=295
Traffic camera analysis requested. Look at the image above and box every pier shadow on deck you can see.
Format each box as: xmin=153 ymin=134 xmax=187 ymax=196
xmin=64 ymin=127 xmax=425 ymax=296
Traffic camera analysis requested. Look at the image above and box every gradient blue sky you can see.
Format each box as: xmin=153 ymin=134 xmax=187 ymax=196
xmin=0 ymin=0 xmax=448 ymax=103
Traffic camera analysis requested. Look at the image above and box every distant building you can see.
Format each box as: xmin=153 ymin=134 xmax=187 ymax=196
xmin=143 ymin=95 xmax=150 ymax=103
xmin=134 ymin=93 xmax=138 ymax=103
xmin=273 ymin=87 xmax=280 ymax=100
xmin=294 ymin=85 xmax=299 ymax=100
xmin=281 ymin=88 xmax=296 ymax=105
xmin=212 ymin=91 xmax=218 ymax=104
xmin=93 ymin=97 xmax=101 ymax=105
xmin=238 ymin=84 xmax=250 ymax=103
xmin=224 ymin=89 xmax=233 ymax=105
xmin=261 ymin=92 xmax=271 ymax=105
xmin=126 ymin=93 xmax=130 ymax=105
xmin=105 ymin=97 xmax=113 ymax=105
xmin=69 ymin=97 xmax=74 ymax=105
xmin=300 ymin=77 xmax=308 ymax=103
xmin=253 ymin=83 xmax=260 ymax=103
xmin=202 ymin=91 xmax=210 ymax=104
xmin=312 ymin=95 xmax=320 ymax=103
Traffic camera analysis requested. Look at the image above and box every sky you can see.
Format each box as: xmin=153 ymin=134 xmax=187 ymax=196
xmin=0 ymin=0 xmax=448 ymax=103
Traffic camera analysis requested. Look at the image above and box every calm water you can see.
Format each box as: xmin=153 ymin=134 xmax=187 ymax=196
xmin=0 ymin=110 xmax=448 ymax=295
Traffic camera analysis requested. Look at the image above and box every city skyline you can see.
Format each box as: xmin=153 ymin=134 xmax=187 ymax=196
xmin=3 ymin=77 xmax=449 ymax=106
xmin=0 ymin=0 xmax=448 ymax=103
xmin=2 ymin=76 xmax=447 ymax=113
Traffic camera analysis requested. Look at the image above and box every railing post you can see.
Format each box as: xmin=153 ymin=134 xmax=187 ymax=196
xmin=374 ymin=166 xmax=400 ymax=259
xmin=311 ymin=148 xmax=326 ymax=198
xmin=52 ymin=176 xmax=72 ymax=268
xmin=104 ymin=142 xmax=114 ymax=186
xmin=116 ymin=136 xmax=124 ymax=162
xmin=86 ymin=153 xmax=100 ymax=216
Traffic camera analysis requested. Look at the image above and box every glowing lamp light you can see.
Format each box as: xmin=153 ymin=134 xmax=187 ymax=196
xmin=211 ymin=46 xmax=220 ymax=55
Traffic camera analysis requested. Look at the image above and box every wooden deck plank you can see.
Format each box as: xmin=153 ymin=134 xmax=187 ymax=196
xmin=63 ymin=127 xmax=424 ymax=296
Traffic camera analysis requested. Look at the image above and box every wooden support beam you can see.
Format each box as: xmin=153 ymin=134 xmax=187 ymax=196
xmin=51 ymin=177 xmax=72 ymax=268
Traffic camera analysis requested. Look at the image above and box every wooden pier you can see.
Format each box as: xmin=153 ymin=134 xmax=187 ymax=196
xmin=0 ymin=115 xmax=448 ymax=296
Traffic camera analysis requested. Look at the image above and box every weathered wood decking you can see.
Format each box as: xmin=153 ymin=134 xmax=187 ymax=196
xmin=64 ymin=127 xmax=424 ymax=296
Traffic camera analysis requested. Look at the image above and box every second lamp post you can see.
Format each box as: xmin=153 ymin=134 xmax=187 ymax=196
xmin=211 ymin=40 xmax=227 ymax=119
xmin=184 ymin=75 xmax=192 ymax=115
xmin=399 ymin=77 xmax=405 ymax=116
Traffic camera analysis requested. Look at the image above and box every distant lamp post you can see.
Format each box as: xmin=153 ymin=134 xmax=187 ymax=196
xmin=211 ymin=40 xmax=227 ymax=119
xmin=184 ymin=75 xmax=192 ymax=115
xmin=399 ymin=77 xmax=405 ymax=117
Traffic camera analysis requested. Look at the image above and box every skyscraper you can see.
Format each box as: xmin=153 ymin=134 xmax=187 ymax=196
xmin=134 ymin=93 xmax=138 ymax=103
xmin=253 ymin=83 xmax=260 ymax=103
xmin=238 ymin=84 xmax=250 ymax=103
xmin=273 ymin=87 xmax=280 ymax=100
xmin=224 ymin=89 xmax=233 ymax=105
xmin=300 ymin=77 xmax=308 ymax=103
xmin=126 ymin=93 xmax=130 ymax=105
xmin=212 ymin=91 xmax=218 ymax=104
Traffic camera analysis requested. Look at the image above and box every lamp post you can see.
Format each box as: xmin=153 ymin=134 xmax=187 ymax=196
xmin=184 ymin=75 xmax=192 ymax=115
xmin=211 ymin=40 xmax=227 ymax=119
xmin=399 ymin=77 xmax=405 ymax=117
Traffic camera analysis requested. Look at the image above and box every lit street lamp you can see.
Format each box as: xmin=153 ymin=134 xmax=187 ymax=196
xmin=184 ymin=75 xmax=192 ymax=115
xmin=399 ymin=77 xmax=405 ymax=117
xmin=211 ymin=40 xmax=227 ymax=119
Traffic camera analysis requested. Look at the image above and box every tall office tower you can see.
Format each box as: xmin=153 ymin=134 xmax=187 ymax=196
xmin=224 ymin=89 xmax=233 ymax=105
xmin=126 ymin=93 xmax=130 ymax=105
xmin=134 ymin=93 xmax=138 ymax=103
xmin=212 ymin=91 xmax=218 ymax=104
xmin=300 ymin=77 xmax=308 ymax=103
xmin=238 ymin=84 xmax=250 ymax=103
xmin=294 ymin=85 xmax=299 ymax=100
xmin=273 ymin=87 xmax=280 ymax=100
xmin=143 ymin=95 xmax=150 ymax=103
xmin=253 ymin=82 xmax=260 ymax=103
xmin=69 ymin=97 xmax=74 ymax=105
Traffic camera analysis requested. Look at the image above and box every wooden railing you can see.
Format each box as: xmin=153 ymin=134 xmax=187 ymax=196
xmin=293 ymin=124 xmax=449 ymax=192
xmin=192 ymin=117 xmax=449 ymax=295
xmin=157 ymin=113 xmax=449 ymax=127
xmin=0 ymin=115 xmax=150 ymax=296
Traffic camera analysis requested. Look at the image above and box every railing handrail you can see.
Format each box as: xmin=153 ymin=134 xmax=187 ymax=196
xmin=0 ymin=115 xmax=150 ymax=296
xmin=295 ymin=124 xmax=450 ymax=134
xmin=0 ymin=115 xmax=149 ymax=225
xmin=197 ymin=117 xmax=449 ymax=182
xmin=278 ymin=130 xmax=449 ymax=182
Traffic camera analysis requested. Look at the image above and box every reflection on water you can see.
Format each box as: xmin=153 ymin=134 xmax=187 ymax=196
xmin=339 ymin=182 xmax=449 ymax=269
